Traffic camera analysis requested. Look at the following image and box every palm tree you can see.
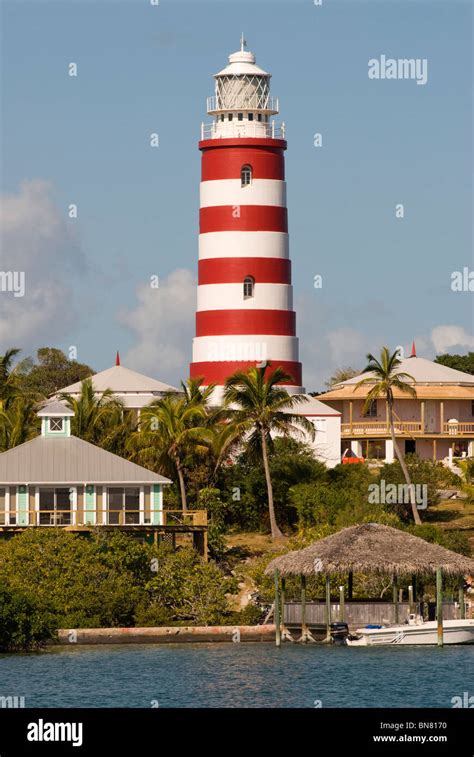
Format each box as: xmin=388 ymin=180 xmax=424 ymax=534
xmin=223 ymin=365 xmax=315 ymax=539
xmin=59 ymin=378 xmax=124 ymax=445
xmin=0 ymin=349 xmax=22 ymax=411
xmin=355 ymin=346 xmax=422 ymax=525
xmin=0 ymin=395 xmax=39 ymax=451
xmin=128 ymin=382 xmax=215 ymax=511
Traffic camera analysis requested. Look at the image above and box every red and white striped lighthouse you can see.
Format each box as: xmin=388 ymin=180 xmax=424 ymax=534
xmin=190 ymin=38 xmax=304 ymax=399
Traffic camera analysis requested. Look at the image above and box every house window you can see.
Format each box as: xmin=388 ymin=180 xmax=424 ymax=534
xmin=241 ymin=164 xmax=252 ymax=187
xmin=471 ymin=400 xmax=474 ymax=416
xmin=363 ymin=400 xmax=377 ymax=418
xmin=243 ymin=276 xmax=255 ymax=299
xmin=49 ymin=417 xmax=64 ymax=432
xmin=248 ymin=113 xmax=254 ymax=121
xmin=107 ymin=487 xmax=140 ymax=525
xmin=39 ymin=487 xmax=72 ymax=526
xmin=0 ymin=487 xmax=5 ymax=526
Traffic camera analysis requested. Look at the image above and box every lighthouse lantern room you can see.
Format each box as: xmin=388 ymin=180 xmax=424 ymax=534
xmin=190 ymin=39 xmax=304 ymax=399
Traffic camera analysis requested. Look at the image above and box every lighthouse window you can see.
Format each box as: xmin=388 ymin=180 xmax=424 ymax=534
xmin=243 ymin=276 xmax=255 ymax=299
xmin=241 ymin=165 xmax=252 ymax=187
xmin=220 ymin=114 xmax=224 ymax=122
xmin=238 ymin=113 xmax=243 ymax=121
xmin=228 ymin=113 xmax=233 ymax=121
xmin=248 ymin=113 xmax=254 ymax=121
xmin=257 ymin=114 xmax=262 ymax=122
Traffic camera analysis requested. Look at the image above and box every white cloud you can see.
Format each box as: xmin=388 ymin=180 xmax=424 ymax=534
xmin=0 ymin=180 xmax=85 ymax=348
xmin=431 ymin=325 xmax=474 ymax=354
xmin=326 ymin=327 xmax=367 ymax=365
xmin=119 ymin=268 xmax=196 ymax=384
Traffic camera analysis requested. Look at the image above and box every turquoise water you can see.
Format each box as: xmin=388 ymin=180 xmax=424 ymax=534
xmin=0 ymin=644 xmax=472 ymax=708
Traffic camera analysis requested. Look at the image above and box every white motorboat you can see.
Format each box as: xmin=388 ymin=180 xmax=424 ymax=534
xmin=345 ymin=614 xmax=474 ymax=646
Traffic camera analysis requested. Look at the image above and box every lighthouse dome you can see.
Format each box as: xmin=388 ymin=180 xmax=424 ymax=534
xmin=215 ymin=49 xmax=270 ymax=78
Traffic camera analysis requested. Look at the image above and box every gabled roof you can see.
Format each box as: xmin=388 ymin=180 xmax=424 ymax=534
xmin=58 ymin=365 xmax=180 ymax=395
xmin=0 ymin=435 xmax=172 ymax=485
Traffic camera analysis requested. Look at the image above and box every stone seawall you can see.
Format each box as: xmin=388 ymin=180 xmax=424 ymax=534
xmin=57 ymin=625 xmax=275 ymax=644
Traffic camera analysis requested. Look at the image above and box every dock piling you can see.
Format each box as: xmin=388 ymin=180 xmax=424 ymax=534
xmin=274 ymin=569 xmax=281 ymax=648
xmin=436 ymin=567 xmax=443 ymax=648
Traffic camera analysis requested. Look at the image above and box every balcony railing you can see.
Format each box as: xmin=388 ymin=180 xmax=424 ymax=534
xmin=200 ymin=121 xmax=285 ymax=141
xmin=0 ymin=509 xmax=208 ymax=528
xmin=443 ymin=421 xmax=474 ymax=435
xmin=341 ymin=421 xmax=474 ymax=437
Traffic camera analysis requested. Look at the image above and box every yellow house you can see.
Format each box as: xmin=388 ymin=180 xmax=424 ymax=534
xmin=318 ymin=351 xmax=474 ymax=463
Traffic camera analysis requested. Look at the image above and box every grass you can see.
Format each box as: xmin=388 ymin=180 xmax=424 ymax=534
xmin=427 ymin=497 xmax=474 ymax=552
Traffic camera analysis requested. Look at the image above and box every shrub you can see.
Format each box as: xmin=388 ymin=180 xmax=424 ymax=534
xmin=145 ymin=546 xmax=237 ymax=625
xmin=0 ymin=583 xmax=55 ymax=652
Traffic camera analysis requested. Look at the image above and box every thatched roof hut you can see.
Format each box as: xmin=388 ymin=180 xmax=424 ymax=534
xmin=265 ymin=523 xmax=474 ymax=578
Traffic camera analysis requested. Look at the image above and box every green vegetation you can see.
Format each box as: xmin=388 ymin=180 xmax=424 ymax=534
xmin=0 ymin=530 xmax=237 ymax=650
xmin=0 ymin=584 xmax=55 ymax=652
xmin=16 ymin=347 xmax=94 ymax=396
xmin=128 ymin=379 xmax=215 ymax=511
xmin=0 ymin=347 xmax=473 ymax=650
xmin=223 ymin=365 xmax=315 ymax=538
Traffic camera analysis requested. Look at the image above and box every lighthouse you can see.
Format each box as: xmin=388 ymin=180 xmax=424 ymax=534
xmin=190 ymin=38 xmax=305 ymax=399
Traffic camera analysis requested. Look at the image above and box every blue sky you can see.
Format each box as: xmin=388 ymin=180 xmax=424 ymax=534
xmin=1 ymin=0 xmax=472 ymax=390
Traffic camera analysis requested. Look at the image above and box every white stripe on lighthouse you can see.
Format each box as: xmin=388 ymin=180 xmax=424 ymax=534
xmin=192 ymin=334 xmax=300 ymax=364
xmin=196 ymin=283 xmax=293 ymax=311
xmin=199 ymin=231 xmax=289 ymax=260
xmin=200 ymin=179 xmax=286 ymax=208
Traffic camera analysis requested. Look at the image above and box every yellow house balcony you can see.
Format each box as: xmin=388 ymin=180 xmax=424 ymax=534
xmin=341 ymin=421 xmax=474 ymax=437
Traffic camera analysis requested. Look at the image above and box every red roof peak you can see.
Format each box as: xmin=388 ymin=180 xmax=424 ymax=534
xmin=115 ymin=351 xmax=121 ymax=366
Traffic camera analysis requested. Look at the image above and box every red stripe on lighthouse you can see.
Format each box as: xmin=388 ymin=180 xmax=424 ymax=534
xmin=201 ymin=145 xmax=285 ymax=181
xmin=196 ymin=310 xmax=296 ymax=336
xmin=190 ymin=360 xmax=302 ymax=386
xmin=200 ymin=206 xmax=287 ymax=234
xmin=198 ymin=258 xmax=291 ymax=285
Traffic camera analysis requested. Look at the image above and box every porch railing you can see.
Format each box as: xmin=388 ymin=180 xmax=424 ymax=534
xmin=443 ymin=421 xmax=474 ymax=435
xmin=0 ymin=509 xmax=208 ymax=528
xmin=341 ymin=421 xmax=423 ymax=436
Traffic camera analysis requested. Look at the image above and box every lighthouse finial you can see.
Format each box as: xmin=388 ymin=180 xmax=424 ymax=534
xmin=115 ymin=351 xmax=120 ymax=366
xmin=410 ymin=341 xmax=416 ymax=358
xmin=240 ymin=33 xmax=247 ymax=52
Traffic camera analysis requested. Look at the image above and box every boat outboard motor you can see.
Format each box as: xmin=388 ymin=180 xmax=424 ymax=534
xmin=330 ymin=622 xmax=349 ymax=644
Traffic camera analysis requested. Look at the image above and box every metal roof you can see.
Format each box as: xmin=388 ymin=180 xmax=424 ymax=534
xmin=37 ymin=400 xmax=74 ymax=417
xmin=57 ymin=365 xmax=180 ymax=395
xmin=335 ymin=357 xmax=474 ymax=387
xmin=0 ymin=435 xmax=172 ymax=485
xmin=215 ymin=50 xmax=270 ymax=78
xmin=283 ymin=395 xmax=341 ymax=416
